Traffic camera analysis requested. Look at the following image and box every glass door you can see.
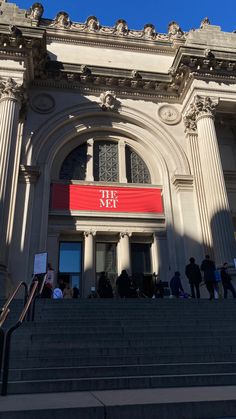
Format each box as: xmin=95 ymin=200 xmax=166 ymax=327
xmin=131 ymin=243 xmax=153 ymax=296
xmin=59 ymin=242 xmax=82 ymax=294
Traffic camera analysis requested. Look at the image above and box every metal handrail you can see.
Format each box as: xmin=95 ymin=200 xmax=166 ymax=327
xmin=0 ymin=281 xmax=28 ymax=323
xmin=31 ymin=275 xmax=46 ymax=322
xmin=1 ymin=280 xmax=38 ymax=396
xmin=0 ymin=282 xmax=28 ymax=370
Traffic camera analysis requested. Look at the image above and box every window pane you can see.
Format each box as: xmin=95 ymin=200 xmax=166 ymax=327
xmin=96 ymin=243 xmax=117 ymax=273
xmin=59 ymin=242 xmax=82 ymax=273
xmin=131 ymin=243 xmax=151 ymax=274
xmin=59 ymin=143 xmax=87 ymax=180
xmin=126 ymin=146 xmax=151 ymax=184
xmin=94 ymin=141 xmax=119 ymax=182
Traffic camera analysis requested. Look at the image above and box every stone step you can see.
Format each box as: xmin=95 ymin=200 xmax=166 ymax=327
xmin=9 ymin=352 xmax=236 ymax=369
xmin=8 ymin=362 xmax=236 ymax=381
xmin=1 ymin=387 xmax=236 ymax=419
xmin=5 ymin=372 xmax=236 ymax=395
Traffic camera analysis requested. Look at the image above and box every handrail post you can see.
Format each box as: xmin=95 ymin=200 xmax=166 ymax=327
xmin=1 ymin=323 xmax=20 ymax=396
xmin=0 ymin=328 xmax=5 ymax=372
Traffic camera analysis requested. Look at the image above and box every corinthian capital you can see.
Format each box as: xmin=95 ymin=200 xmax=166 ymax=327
xmin=0 ymin=78 xmax=24 ymax=103
xmin=184 ymin=96 xmax=219 ymax=133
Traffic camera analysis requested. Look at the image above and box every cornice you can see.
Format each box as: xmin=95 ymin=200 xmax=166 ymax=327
xmin=46 ymin=34 xmax=174 ymax=55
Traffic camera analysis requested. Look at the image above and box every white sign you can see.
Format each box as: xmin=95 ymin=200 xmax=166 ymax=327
xmin=34 ymin=252 xmax=48 ymax=275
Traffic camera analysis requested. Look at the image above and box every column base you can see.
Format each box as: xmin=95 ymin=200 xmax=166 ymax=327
xmin=0 ymin=265 xmax=13 ymax=299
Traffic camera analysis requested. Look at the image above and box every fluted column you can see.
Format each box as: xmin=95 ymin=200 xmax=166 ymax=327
xmin=83 ymin=230 xmax=96 ymax=296
xmin=0 ymin=78 xmax=24 ymax=294
xmin=119 ymin=232 xmax=132 ymax=274
xmin=184 ymin=96 xmax=235 ymax=264
xmin=187 ymin=131 xmax=213 ymax=255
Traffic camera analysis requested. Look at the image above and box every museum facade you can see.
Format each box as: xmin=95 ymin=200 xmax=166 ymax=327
xmin=0 ymin=1 xmax=236 ymax=296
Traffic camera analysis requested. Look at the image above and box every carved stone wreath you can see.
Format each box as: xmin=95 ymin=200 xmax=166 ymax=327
xmin=158 ymin=105 xmax=181 ymax=125
xmin=30 ymin=93 xmax=55 ymax=113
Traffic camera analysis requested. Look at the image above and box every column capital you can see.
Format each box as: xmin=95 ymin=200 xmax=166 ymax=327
xmin=84 ymin=230 xmax=96 ymax=238
xmin=184 ymin=96 xmax=219 ymax=134
xmin=120 ymin=231 xmax=132 ymax=239
xmin=0 ymin=78 xmax=25 ymax=104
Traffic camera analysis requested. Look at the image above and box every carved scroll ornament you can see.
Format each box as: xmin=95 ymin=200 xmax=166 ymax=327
xmin=0 ymin=78 xmax=24 ymax=103
xmin=184 ymin=96 xmax=218 ymax=133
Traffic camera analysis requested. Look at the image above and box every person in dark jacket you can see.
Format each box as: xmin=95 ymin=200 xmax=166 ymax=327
xmin=185 ymin=257 xmax=202 ymax=298
xmin=98 ymin=272 xmax=113 ymax=298
xmin=201 ymin=255 xmax=215 ymax=300
xmin=116 ymin=270 xmax=130 ymax=298
xmin=220 ymin=263 xmax=236 ymax=299
xmin=170 ymin=271 xmax=184 ymax=298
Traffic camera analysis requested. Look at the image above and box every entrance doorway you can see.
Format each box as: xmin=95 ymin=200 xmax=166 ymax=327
xmin=96 ymin=242 xmax=117 ymax=291
xmin=131 ymin=243 xmax=153 ymax=297
xmin=58 ymin=242 xmax=82 ymax=294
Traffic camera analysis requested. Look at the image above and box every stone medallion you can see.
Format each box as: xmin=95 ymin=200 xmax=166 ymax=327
xmin=158 ymin=105 xmax=181 ymax=125
xmin=31 ymin=94 xmax=55 ymax=114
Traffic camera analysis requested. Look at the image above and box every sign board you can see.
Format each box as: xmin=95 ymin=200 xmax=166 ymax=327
xmin=51 ymin=184 xmax=163 ymax=214
xmin=34 ymin=252 xmax=48 ymax=275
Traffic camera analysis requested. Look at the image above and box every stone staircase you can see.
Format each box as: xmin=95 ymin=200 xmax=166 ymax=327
xmin=1 ymin=298 xmax=236 ymax=418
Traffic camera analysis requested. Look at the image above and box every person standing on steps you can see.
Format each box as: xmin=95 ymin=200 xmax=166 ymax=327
xmin=220 ymin=262 xmax=236 ymax=299
xmin=201 ymin=255 xmax=216 ymax=300
xmin=185 ymin=257 xmax=202 ymax=299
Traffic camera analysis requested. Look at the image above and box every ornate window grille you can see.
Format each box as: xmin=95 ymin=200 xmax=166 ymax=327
xmin=59 ymin=143 xmax=87 ymax=180
xmin=59 ymin=141 xmax=151 ymax=184
xmin=126 ymin=146 xmax=151 ymax=184
xmin=94 ymin=141 xmax=119 ymax=182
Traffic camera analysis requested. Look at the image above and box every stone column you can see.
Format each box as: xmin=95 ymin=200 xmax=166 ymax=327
xmin=186 ymin=129 xmax=213 ymax=255
xmin=184 ymin=96 xmax=236 ymax=264
xmin=119 ymin=232 xmax=132 ymax=274
xmin=0 ymin=78 xmax=24 ymax=296
xmin=119 ymin=140 xmax=127 ymax=183
xmin=86 ymin=138 xmax=94 ymax=182
xmin=83 ymin=231 xmax=96 ymax=297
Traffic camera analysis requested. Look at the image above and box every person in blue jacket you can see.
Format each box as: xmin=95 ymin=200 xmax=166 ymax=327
xmin=170 ymin=271 xmax=184 ymax=298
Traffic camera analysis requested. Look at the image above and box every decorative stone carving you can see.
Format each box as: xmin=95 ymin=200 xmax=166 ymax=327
xmin=28 ymin=3 xmax=44 ymax=21
xmin=168 ymin=21 xmax=184 ymax=39
xmin=158 ymin=105 xmax=181 ymax=125
xmin=142 ymin=23 xmax=156 ymax=39
xmin=200 ymin=17 xmax=210 ymax=29
xmin=80 ymin=65 xmax=91 ymax=75
xmin=52 ymin=11 xmax=71 ymax=29
xmin=100 ymin=91 xmax=116 ymax=111
xmin=85 ymin=16 xmax=100 ymax=32
xmin=114 ymin=19 xmax=128 ymax=36
xmin=0 ymin=78 xmax=24 ymax=103
xmin=30 ymin=93 xmax=55 ymax=113
xmin=131 ymin=70 xmax=141 ymax=79
xmin=184 ymin=96 xmax=219 ymax=133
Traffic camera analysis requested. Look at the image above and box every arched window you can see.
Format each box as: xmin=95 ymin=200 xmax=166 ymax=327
xmin=126 ymin=145 xmax=151 ymax=184
xmin=59 ymin=140 xmax=151 ymax=184
xmin=59 ymin=143 xmax=87 ymax=180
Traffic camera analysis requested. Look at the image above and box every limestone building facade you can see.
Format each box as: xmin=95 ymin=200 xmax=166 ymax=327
xmin=0 ymin=1 xmax=236 ymax=296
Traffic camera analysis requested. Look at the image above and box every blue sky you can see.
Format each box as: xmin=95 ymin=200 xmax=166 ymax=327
xmin=16 ymin=0 xmax=236 ymax=34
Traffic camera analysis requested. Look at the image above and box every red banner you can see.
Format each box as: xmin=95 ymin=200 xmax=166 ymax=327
xmin=51 ymin=184 xmax=163 ymax=214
